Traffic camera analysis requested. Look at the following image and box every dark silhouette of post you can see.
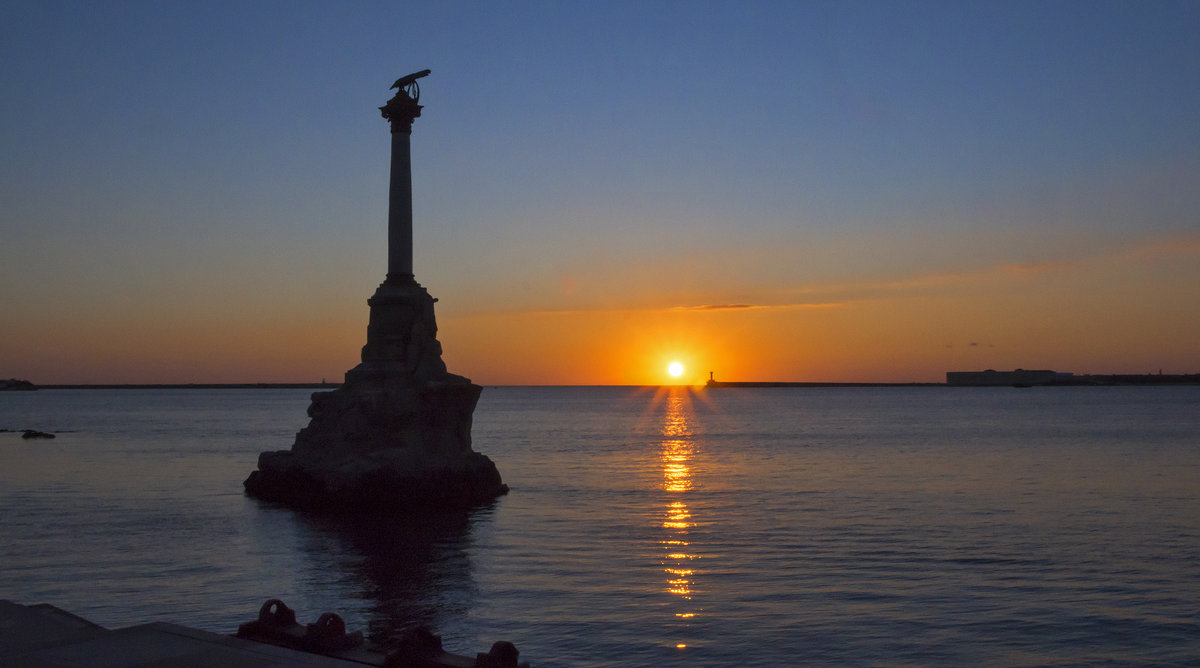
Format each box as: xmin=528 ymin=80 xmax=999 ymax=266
xmin=379 ymin=70 xmax=429 ymax=284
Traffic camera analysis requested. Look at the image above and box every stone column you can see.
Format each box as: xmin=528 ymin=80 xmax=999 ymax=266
xmin=380 ymin=90 xmax=422 ymax=284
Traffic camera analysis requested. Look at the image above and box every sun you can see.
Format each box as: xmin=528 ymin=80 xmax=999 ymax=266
xmin=667 ymin=361 xmax=685 ymax=378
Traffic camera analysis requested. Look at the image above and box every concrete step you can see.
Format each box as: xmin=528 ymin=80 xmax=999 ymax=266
xmin=0 ymin=600 xmax=376 ymax=667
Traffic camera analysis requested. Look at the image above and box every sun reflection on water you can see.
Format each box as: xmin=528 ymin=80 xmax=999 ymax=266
xmin=657 ymin=388 xmax=702 ymax=626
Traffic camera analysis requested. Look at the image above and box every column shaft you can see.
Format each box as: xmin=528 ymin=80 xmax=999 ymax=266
xmin=387 ymin=128 xmax=414 ymax=281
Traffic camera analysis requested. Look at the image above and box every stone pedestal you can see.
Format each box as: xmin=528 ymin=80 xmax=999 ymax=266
xmin=244 ymin=279 xmax=507 ymax=511
xmin=243 ymin=72 xmax=507 ymax=512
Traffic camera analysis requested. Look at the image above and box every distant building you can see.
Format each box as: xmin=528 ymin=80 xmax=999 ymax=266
xmin=946 ymin=369 xmax=1072 ymax=387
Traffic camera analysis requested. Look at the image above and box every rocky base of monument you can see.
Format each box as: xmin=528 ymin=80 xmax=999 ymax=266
xmin=244 ymin=447 xmax=507 ymax=512
xmin=243 ymin=284 xmax=509 ymax=512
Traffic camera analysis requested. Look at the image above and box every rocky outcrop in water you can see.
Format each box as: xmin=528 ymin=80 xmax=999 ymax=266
xmin=21 ymin=430 xmax=55 ymax=439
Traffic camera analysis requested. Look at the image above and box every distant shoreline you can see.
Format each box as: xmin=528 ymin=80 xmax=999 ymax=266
xmin=7 ymin=379 xmax=1198 ymax=390
xmin=708 ymin=376 xmax=1200 ymax=388
xmin=36 ymin=383 xmax=340 ymax=390
xmin=705 ymin=381 xmax=943 ymax=388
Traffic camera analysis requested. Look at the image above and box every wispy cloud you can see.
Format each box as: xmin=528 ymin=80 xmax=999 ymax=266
xmin=448 ymin=234 xmax=1200 ymax=320
xmin=668 ymin=302 xmax=844 ymax=312
xmin=997 ymin=260 xmax=1075 ymax=274
xmin=1122 ymin=235 xmax=1200 ymax=260
xmin=671 ymin=303 xmax=756 ymax=311
xmin=451 ymin=300 xmax=846 ymax=318
xmin=775 ymin=234 xmax=1200 ymax=304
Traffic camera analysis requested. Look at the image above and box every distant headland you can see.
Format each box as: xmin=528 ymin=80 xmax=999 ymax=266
xmin=0 ymin=379 xmax=37 ymax=391
xmin=944 ymin=369 xmax=1200 ymax=387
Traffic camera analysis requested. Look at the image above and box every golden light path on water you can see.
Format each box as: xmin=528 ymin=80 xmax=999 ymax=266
xmin=658 ymin=387 xmax=701 ymax=642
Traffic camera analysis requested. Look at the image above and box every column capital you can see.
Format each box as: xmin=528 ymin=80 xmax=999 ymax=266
xmin=380 ymin=92 xmax=422 ymax=134
xmin=381 ymin=70 xmax=429 ymax=133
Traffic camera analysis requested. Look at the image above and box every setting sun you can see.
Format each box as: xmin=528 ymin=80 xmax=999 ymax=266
xmin=667 ymin=361 xmax=685 ymax=378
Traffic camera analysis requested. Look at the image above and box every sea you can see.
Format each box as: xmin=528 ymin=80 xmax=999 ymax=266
xmin=2 ymin=385 xmax=1198 ymax=666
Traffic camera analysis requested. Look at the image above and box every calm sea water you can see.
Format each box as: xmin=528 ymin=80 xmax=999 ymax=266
xmin=2 ymin=386 xmax=1198 ymax=666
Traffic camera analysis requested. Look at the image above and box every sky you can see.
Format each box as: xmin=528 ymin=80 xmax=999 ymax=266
xmin=2 ymin=1 xmax=1198 ymax=385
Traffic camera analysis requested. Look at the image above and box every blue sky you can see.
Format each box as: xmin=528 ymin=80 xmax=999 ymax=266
xmin=2 ymin=1 xmax=1198 ymax=383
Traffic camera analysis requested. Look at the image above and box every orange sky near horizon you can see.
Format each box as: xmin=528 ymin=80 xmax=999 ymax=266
xmin=7 ymin=234 xmax=1195 ymax=386
xmin=439 ymin=236 xmax=1200 ymax=386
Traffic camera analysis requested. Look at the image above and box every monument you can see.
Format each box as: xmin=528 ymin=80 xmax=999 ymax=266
xmin=244 ymin=71 xmax=508 ymax=511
